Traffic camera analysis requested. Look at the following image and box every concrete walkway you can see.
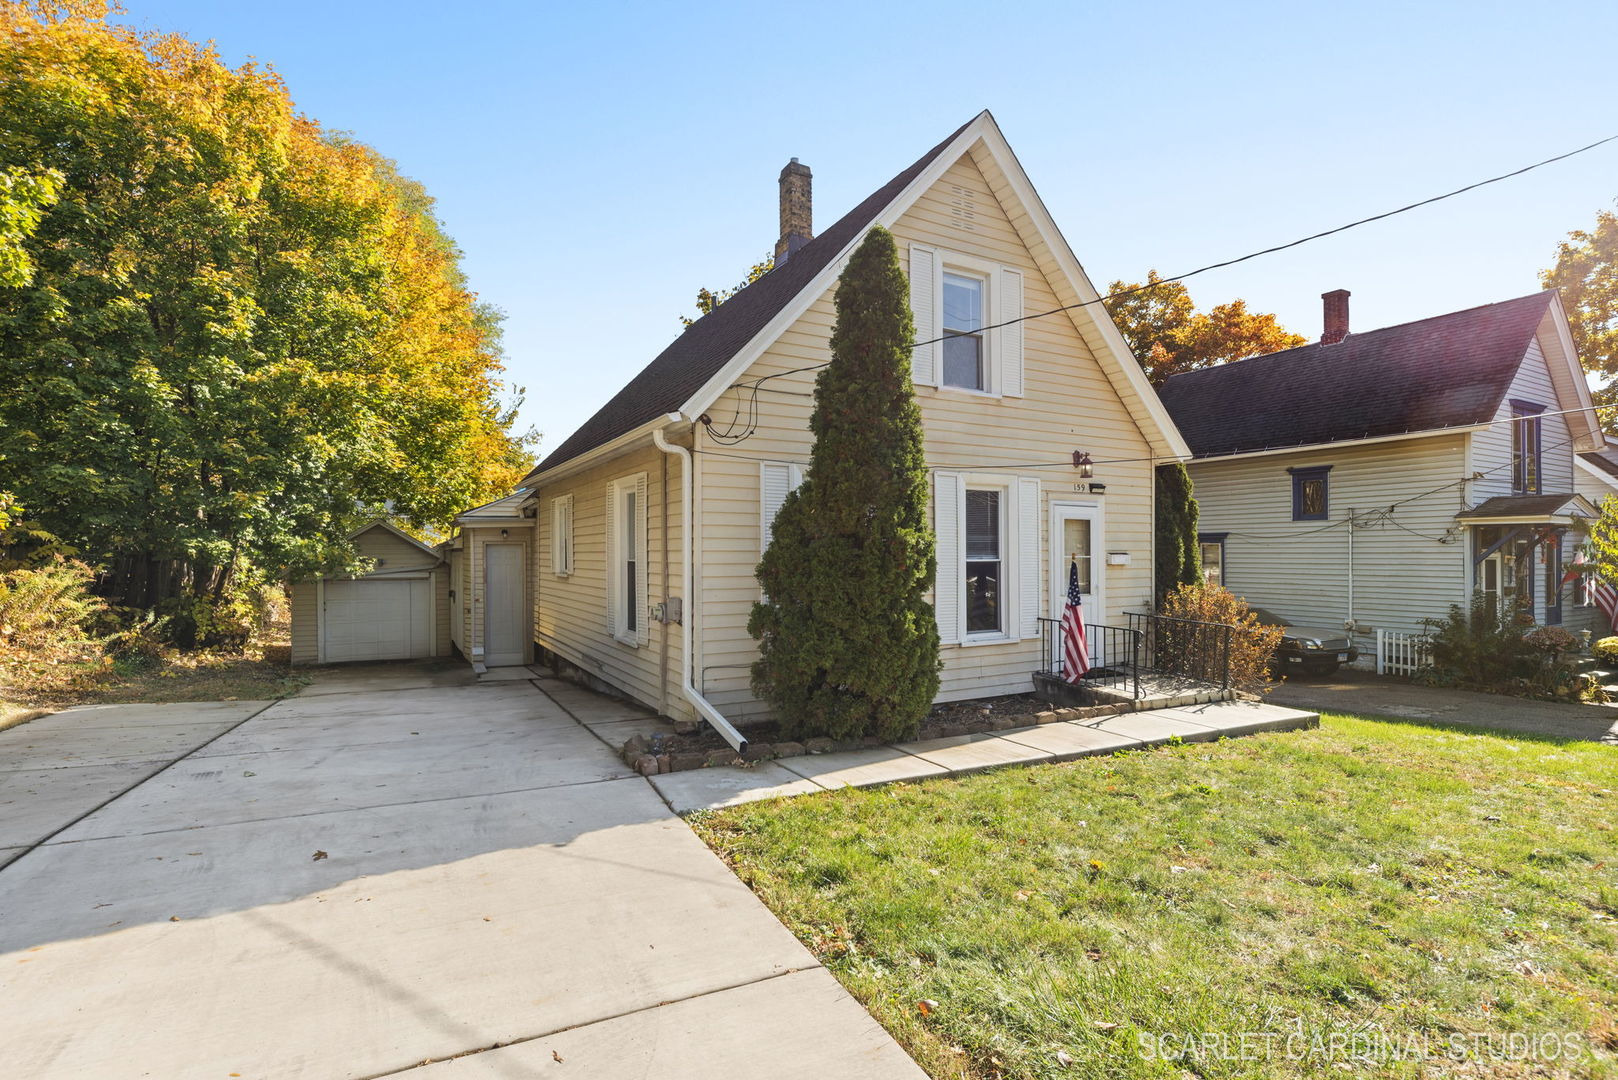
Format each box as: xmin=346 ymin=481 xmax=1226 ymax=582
xmin=651 ymin=698 xmax=1320 ymax=814
xmin=1268 ymin=668 xmax=1618 ymax=744
xmin=0 ymin=669 xmax=924 ymax=1080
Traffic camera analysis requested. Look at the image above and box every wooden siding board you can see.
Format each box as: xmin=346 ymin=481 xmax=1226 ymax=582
xmin=1190 ymin=435 xmax=1469 ymax=642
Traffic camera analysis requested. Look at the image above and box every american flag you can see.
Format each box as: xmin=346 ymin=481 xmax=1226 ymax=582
xmin=1567 ymin=551 xmax=1618 ymax=627
xmin=1061 ymin=559 xmax=1091 ymax=683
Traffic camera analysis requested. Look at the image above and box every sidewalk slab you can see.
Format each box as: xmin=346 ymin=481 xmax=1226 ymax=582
xmin=409 ymin=967 xmax=927 ymax=1080
xmin=1153 ymin=699 xmax=1320 ymax=737
xmin=898 ymin=731 xmax=1053 ymax=775
xmin=0 ymin=761 xmax=163 ymax=849
xmin=777 ymin=747 xmax=949 ymax=790
xmin=539 ymin=681 xmax=658 ymax=722
xmin=651 ymin=762 xmax=823 ymax=813
xmin=1093 ymin=710 xmax=1222 ymax=746
xmin=999 ymin=721 xmax=1140 ymax=760
xmin=6 ymin=700 xmax=267 ymax=732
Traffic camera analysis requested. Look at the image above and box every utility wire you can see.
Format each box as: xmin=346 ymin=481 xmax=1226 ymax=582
xmin=704 ymin=130 xmax=1618 ymax=446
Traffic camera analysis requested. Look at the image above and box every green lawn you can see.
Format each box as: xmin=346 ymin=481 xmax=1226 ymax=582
xmin=693 ymin=715 xmax=1618 ymax=1079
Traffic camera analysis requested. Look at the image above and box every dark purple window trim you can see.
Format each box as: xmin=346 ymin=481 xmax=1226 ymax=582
xmin=1510 ymin=400 xmax=1544 ymax=495
xmin=1287 ymin=465 xmax=1332 ymax=521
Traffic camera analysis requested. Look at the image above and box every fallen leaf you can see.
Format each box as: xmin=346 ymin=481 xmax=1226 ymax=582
xmin=1056 ymin=1049 xmax=1074 ymax=1066
xmin=552 ymin=1049 xmax=563 ymax=1063
xmin=483 ymin=917 xmax=491 ymax=922
xmin=312 ymin=850 xmax=328 ymax=861
xmin=242 ymin=771 xmax=255 ymax=778
xmin=918 ymin=999 xmax=939 ymax=1016
xmin=169 ymin=915 xmax=180 ymax=922
xmin=1014 ymin=889 xmax=1031 ymax=901
xmin=1084 ymin=948 xmax=1103 ymax=962
xmin=1094 ymin=1021 xmax=1118 ymax=1032
xmin=1170 ymin=865 xmax=1189 ymax=874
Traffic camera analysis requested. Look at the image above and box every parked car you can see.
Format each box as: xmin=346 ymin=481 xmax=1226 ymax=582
xmin=1248 ymin=607 xmax=1359 ymax=676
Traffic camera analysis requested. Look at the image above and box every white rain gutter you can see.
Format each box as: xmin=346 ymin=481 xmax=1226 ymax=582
xmin=652 ymin=422 xmax=748 ymax=753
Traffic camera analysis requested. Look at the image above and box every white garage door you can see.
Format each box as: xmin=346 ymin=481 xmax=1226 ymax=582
xmin=322 ymin=578 xmax=432 ymax=663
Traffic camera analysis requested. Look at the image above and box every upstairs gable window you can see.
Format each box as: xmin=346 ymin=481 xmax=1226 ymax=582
xmin=942 ymin=271 xmax=986 ymax=390
xmin=1511 ymin=401 xmax=1544 ymax=494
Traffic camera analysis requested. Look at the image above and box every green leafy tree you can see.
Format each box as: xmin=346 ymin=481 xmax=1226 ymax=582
xmin=1105 ymin=270 xmax=1306 ymax=385
xmin=1584 ymin=494 xmax=1618 ymax=598
xmin=749 ymin=227 xmax=939 ymax=741
xmin=0 ymin=2 xmax=532 ymax=609
xmin=0 ymin=166 xmax=61 ymax=287
xmin=1155 ymin=462 xmax=1200 ymax=604
xmin=1543 ymin=205 xmax=1618 ymax=429
xmin=680 ymin=254 xmax=773 ymax=328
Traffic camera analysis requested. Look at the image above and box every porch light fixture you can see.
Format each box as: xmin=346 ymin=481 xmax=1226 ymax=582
xmin=1072 ymin=451 xmax=1094 ymax=478
xmin=500 ymin=528 xmax=509 ymax=539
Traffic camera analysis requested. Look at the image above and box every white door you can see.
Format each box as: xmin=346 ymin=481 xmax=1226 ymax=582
xmin=1049 ymin=502 xmax=1105 ymax=669
xmin=483 ymin=544 xmax=526 ymax=667
xmin=322 ymin=578 xmax=431 ymax=663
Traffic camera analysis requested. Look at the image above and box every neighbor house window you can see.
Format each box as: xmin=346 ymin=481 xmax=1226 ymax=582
xmin=942 ymin=271 xmax=986 ymax=390
xmin=1544 ymin=534 xmax=1564 ymax=624
xmin=1511 ymin=401 xmax=1543 ymax=494
xmin=965 ymin=487 xmax=1003 ymax=635
xmin=1199 ymin=533 xmax=1227 ymax=587
xmin=1289 ymin=466 xmax=1331 ymax=521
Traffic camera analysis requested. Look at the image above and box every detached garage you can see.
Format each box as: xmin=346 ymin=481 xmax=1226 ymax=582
xmin=290 ymin=522 xmax=452 ymax=665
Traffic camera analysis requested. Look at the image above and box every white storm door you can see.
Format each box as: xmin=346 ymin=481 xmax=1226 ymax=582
xmin=483 ymin=544 xmax=526 ymax=667
xmin=1049 ymin=503 xmax=1105 ymax=670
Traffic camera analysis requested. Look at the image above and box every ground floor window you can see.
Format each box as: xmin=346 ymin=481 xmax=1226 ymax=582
xmin=965 ymin=487 xmax=1003 ymax=635
xmin=1199 ymin=533 xmax=1227 ymax=588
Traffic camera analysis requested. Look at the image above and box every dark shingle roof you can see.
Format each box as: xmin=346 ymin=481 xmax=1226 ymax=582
xmin=531 ymin=116 xmax=979 ymax=477
xmin=1578 ymin=447 xmax=1618 ymax=480
xmin=1158 ymin=291 xmax=1556 ymax=459
xmin=1455 ymin=493 xmax=1588 ymax=519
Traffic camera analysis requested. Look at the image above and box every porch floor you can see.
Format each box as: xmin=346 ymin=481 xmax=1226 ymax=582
xmin=650 ymin=698 xmax=1319 ymax=814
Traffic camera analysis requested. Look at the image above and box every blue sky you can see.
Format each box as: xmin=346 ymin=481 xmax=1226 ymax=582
xmin=120 ymin=1 xmax=1618 ymax=458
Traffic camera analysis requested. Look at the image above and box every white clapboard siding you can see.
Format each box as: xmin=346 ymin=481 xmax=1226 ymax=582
xmin=759 ymin=462 xmax=804 ymax=554
xmin=1018 ymin=476 xmax=1041 ymax=637
xmin=999 ymin=266 xmax=1024 ymax=397
xmin=933 ymin=471 xmax=963 ymax=644
xmin=1189 ymin=434 xmax=1469 ymax=640
xmin=909 ymin=244 xmax=939 ymax=386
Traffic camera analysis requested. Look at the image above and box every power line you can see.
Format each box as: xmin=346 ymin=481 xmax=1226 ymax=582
xmin=705 ymin=130 xmax=1618 ymax=446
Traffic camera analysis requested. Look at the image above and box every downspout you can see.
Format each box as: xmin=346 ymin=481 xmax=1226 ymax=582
xmin=1346 ymin=508 xmax=1355 ymax=643
xmin=652 ymin=422 xmax=749 ymax=753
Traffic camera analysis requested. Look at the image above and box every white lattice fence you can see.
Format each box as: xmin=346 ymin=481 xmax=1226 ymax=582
xmin=1376 ymin=629 xmax=1430 ymax=676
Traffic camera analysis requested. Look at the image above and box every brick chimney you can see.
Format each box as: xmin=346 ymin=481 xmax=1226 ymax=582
xmin=775 ymin=158 xmax=812 ymax=263
xmin=1321 ymin=289 xmax=1350 ymax=345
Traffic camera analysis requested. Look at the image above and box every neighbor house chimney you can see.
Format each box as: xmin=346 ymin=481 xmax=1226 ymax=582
xmin=775 ymin=158 xmax=813 ymax=263
xmin=1321 ymin=289 xmax=1350 ymax=344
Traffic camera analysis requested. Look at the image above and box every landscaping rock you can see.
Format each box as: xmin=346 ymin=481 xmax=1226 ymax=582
xmin=670 ymin=751 xmax=706 ymax=772
xmin=623 ymin=734 xmax=651 ymax=759
xmin=672 ymin=719 xmax=700 ymax=735
xmin=774 ymin=741 xmax=806 ymax=758
xmin=740 ymin=743 xmax=774 ymax=762
xmin=705 ymin=748 xmax=743 ymax=768
xmin=939 ymin=722 xmax=967 ymax=738
xmin=633 ymin=754 xmax=659 ymax=777
xmin=804 ymin=737 xmax=835 ymax=755
xmin=991 ymin=716 xmax=1021 ymax=731
xmin=656 ymin=754 xmax=671 ymax=774
xmin=1035 ymin=711 xmax=1061 ymax=725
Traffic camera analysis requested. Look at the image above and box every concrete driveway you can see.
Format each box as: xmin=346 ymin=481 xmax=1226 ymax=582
xmin=1269 ymin=667 xmax=1618 ymax=743
xmin=0 ymin=669 xmax=924 ymax=1080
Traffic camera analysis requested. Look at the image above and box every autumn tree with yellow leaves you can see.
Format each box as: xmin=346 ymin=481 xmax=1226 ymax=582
xmin=0 ymin=1 xmax=533 ymax=608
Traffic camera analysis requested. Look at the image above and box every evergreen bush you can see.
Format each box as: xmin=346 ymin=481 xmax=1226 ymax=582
xmin=749 ymin=227 xmax=941 ymax=741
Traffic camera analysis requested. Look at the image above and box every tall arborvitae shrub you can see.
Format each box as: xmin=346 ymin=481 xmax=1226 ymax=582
xmin=749 ymin=227 xmax=940 ymax=741
xmin=1155 ymin=462 xmax=1201 ymax=604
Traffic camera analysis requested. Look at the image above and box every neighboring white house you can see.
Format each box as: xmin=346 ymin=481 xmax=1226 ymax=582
xmin=490 ymin=112 xmax=1189 ymax=741
xmin=1160 ymin=289 xmax=1607 ymax=663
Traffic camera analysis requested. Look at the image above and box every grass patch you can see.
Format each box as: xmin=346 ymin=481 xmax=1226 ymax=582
xmin=693 ymin=715 xmax=1618 ymax=1078
xmin=0 ymin=615 xmax=306 ymax=721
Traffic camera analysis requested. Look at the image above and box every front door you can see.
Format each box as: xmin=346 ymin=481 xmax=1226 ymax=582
xmin=483 ymin=543 xmax=526 ymax=667
xmin=1049 ymin=502 xmax=1105 ymax=669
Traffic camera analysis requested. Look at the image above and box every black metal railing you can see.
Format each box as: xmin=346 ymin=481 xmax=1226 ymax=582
xmin=1037 ymin=617 xmax=1143 ymax=700
xmin=1125 ymin=611 xmax=1234 ymax=690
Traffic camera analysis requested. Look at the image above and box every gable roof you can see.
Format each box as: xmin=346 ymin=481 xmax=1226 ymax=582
xmin=530 ymin=118 xmax=976 ymax=477
xmin=349 ymin=519 xmax=441 ymax=559
xmin=1455 ymin=492 xmax=1597 ymax=522
xmin=1158 ymin=291 xmax=1558 ymax=459
xmin=1578 ymin=446 xmax=1618 ymax=482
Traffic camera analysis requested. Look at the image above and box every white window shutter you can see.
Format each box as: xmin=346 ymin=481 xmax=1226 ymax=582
xmin=604 ymin=482 xmax=617 ymax=637
xmin=910 ymin=244 xmax=939 ymax=387
xmin=999 ymin=266 xmax=1024 ymax=397
xmin=760 ymin=462 xmax=793 ymax=555
xmin=1018 ymin=477 xmax=1041 ymax=639
xmin=552 ymin=495 xmax=572 ymax=575
xmin=635 ymin=474 xmax=649 ymax=645
xmin=933 ymin=471 xmax=962 ymax=644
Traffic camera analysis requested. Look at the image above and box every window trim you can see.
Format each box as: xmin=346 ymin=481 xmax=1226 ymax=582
xmin=939 ymin=251 xmax=1000 ymax=396
xmin=941 ymin=268 xmax=989 ymax=393
xmin=551 ymin=494 xmax=574 ymax=577
xmin=1544 ymin=531 xmax=1564 ymax=625
xmin=606 ymin=472 xmax=648 ymax=648
xmin=964 ymin=484 xmax=1008 ymax=640
xmin=1288 ymin=465 xmax=1332 ymax=522
xmin=1510 ymin=399 xmax=1544 ymax=495
xmin=1198 ymin=532 xmax=1228 ymax=588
